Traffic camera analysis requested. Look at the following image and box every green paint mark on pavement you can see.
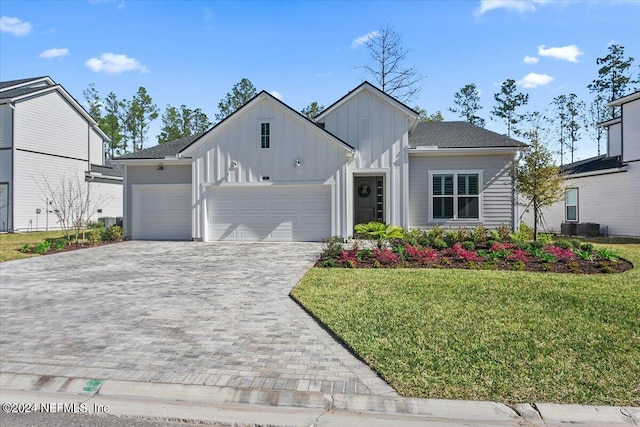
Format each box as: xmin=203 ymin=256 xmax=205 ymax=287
xmin=82 ymin=379 xmax=104 ymax=393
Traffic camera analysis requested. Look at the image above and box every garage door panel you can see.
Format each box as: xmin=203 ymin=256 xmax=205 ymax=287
xmin=207 ymin=185 xmax=331 ymax=241
xmin=133 ymin=185 xmax=191 ymax=241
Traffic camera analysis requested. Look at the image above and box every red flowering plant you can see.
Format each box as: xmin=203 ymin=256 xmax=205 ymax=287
xmin=373 ymin=248 xmax=400 ymax=265
xmin=445 ymin=243 xmax=482 ymax=262
xmin=545 ymin=245 xmax=576 ymax=261
xmin=403 ymin=243 xmax=437 ymax=263
xmin=337 ymin=246 xmax=359 ymax=267
xmin=507 ymin=249 xmax=528 ymax=263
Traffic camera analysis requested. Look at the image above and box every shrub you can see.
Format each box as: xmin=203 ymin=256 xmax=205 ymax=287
xmin=444 ymin=228 xmax=470 ymax=246
xmin=529 ymin=240 xmax=545 ymax=250
xmin=570 ymin=239 xmax=582 ymax=249
xmin=426 ymin=225 xmax=446 ymax=242
xmin=20 ymin=243 xmax=31 ymax=253
xmin=554 ymin=239 xmax=572 ymax=249
xmin=34 ymin=241 xmax=51 ymax=254
xmin=319 ymin=259 xmax=339 ymax=268
xmin=580 ymin=243 xmax=594 ymax=253
xmin=392 ymin=244 xmax=408 ymax=260
xmin=507 ymin=249 xmax=528 ymax=263
xmin=337 ymin=246 xmax=359 ymax=266
xmin=102 ymin=225 xmax=123 ymax=242
xmin=86 ymin=220 xmax=105 ymax=229
xmin=322 ymin=237 xmax=344 ymax=259
xmin=354 ymin=222 xmax=404 ymax=248
xmin=86 ymin=228 xmax=102 ymax=244
xmin=576 ymin=250 xmax=594 ymax=261
xmin=402 ymin=229 xmax=429 ymax=247
xmin=461 ymin=241 xmax=475 ymax=251
xmin=537 ymin=233 xmax=554 ymax=245
xmin=511 ymin=223 xmax=534 ymax=242
xmin=471 ymin=226 xmax=490 ymax=246
xmin=486 ymin=239 xmax=499 ymax=249
xmin=510 ymin=260 xmax=526 ymax=271
xmin=55 ymin=242 xmax=65 ymax=251
xmin=431 ymin=238 xmax=448 ymax=250
xmin=356 ymin=248 xmax=372 ymax=261
xmin=494 ymin=224 xmax=512 ymax=242
xmin=597 ymin=248 xmax=618 ymax=261
xmin=546 ymin=245 xmax=576 ymax=261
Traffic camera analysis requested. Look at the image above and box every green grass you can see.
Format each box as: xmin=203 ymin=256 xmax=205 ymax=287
xmin=291 ymin=243 xmax=640 ymax=406
xmin=0 ymin=230 xmax=68 ymax=262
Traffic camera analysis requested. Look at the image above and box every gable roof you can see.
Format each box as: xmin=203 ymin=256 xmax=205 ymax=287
xmin=314 ymin=81 xmax=420 ymax=127
xmin=0 ymin=76 xmax=110 ymax=142
xmin=180 ymin=90 xmax=354 ymax=156
xmin=409 ymin=121 xmax=525 ymax=149
xmin=115 ymin=132 xmax=205 ymax=160
xmin=607 ymin=90 xmax=640 ymax=107
xmin=561 ymin=155 xmax=623 ymax=175
xmin=90 ymin=163 xmax=123 ymax=178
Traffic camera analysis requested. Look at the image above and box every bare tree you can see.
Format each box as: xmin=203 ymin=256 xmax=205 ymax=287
xmin=360 ymin=24 xmax=424 ymax=103
xmin=37 ymin=170 xmax=111 ymax=246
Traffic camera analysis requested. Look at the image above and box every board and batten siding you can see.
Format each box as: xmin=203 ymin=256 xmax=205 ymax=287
xmin=123 ymin=164 xmax=192 ymax=238
xmin=522 ymin=164 xmax=640 ymax=237
xmin=321 ymin=88 xmax=410 ymax=230
xmin=89 ymin=127 xmax=104 ymax=165
xmin=622 ymin=99 xmax=640 ymax=162
xmin=13 ymin=91 xmax=95 ymax=164
xmin=190 ymin=96 xmax=350 ymax=240
xmin=408 ymin=154 xmax=515 ymax=229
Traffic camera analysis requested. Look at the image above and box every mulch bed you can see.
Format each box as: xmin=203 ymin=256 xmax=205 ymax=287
xmin=19 ymin=240 xmax=123 ymax=256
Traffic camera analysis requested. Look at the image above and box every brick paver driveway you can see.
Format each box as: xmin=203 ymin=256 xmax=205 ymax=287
xmin=0 ymin=241 xmax=393 ymax=395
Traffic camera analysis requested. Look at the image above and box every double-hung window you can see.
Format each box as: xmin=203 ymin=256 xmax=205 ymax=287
xmin=430 ymin=171 xmax=481 ymax=221
xmin=565 ymin=188 xmax=578 ymax=222
xmin=260 ymin=122 xmax=270 ymax=149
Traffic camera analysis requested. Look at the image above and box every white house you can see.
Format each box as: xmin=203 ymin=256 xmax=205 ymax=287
xmin=521 ymin=90 xmax=640 ymax=238
xmin=0 ymin=76 xmax=123 ymax=233
xmin=113 ymin=82 xmax=523 ymax=241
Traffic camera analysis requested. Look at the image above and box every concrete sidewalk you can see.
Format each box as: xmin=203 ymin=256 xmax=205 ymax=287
xmin=1 ymin=373 xmax=638 ymax=426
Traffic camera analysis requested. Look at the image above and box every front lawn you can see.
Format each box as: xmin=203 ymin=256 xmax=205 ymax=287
xmin=0 ymin=230 xmax=68 ymax=262
xmin=291 ymin=242 xmax=640 ymax=406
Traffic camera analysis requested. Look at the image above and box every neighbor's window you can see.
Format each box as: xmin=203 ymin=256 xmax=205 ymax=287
xmin=260 ymin=122 xmax=270 ymax=149
xmin=565 ymin=188 xmax=578 ymax=222
xmin=431 ymin=172 xmax=480 ymax=220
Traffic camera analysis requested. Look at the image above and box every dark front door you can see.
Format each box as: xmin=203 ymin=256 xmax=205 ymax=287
xmin=354 ymin=176 xmax=383 ymax=226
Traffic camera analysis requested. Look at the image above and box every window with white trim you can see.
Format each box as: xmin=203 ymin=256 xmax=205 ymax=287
xmin=260 ymin=122 xmax=270 ymax=149
xmin=430 ymin=171 xmax=481 ymax=220
xmin=565 ymin=188 xmax=578 ymax=222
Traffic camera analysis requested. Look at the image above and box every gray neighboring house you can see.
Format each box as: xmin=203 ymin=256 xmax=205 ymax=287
xmin=113 ymin=82 xmax=524 ymax=241
xmin=0 ymin=76 xmax=123 ymax=232
xmin=521 ymin=90 xmax=640 ymax=238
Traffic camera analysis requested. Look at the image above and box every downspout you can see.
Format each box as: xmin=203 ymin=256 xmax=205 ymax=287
xmin=8 ymin=101 xmax=15 ymax=232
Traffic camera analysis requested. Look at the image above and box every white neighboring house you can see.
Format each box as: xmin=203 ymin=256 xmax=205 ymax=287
xmin=0 ymin=76 xmax=123 ymax=233
xmin=113 ymin=82 xmax=524 ymax=241
xmin=521 ymin=90 xmax=640 ymax=238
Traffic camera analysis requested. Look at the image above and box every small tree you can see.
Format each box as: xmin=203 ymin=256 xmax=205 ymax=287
xmin=126 ymin=86 xmax=159 ymax=151
xmin=157 ymin=104 xmax=212 ymax=144
xmin=588 ymin=95 xmax=608 ymax=156
xmin=37 ymin=170 xmax=111 ymax=246
xmin=514 ymin=112 xmax=564 ymax=241
xmin=414 ymin=106 xmax=444 ymax=122
xmin=449 ymin=83 xmax=485 ymax=127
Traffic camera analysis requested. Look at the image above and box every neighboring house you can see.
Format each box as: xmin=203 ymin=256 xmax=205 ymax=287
xmin=113 ymin=82 xmax=523 ymax=241
xmin=0 ymin=76 xmax=123 ymax=232
xmin=521 ymin=90 xmax=640 ymax=238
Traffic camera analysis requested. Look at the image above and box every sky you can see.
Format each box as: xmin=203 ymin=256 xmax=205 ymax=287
xmin=1 ymin=0 xmax=639 ymax=162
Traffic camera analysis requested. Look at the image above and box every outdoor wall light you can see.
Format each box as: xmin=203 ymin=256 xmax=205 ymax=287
xmin=230 ymin=160 xmax=238 ymax=168
xmin=295 ymin=159 xmax=302 ymax=167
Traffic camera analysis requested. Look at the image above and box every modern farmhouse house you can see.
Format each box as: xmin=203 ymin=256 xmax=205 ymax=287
xmin=114 ymin=82 xmax=524 ymax=241
xmin=521 ymin=90 xmax=640 ymax=238
xmin=0 ymin=76 xmax=122 ymax=233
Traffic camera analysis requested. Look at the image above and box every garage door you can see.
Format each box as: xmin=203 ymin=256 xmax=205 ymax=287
xmin=207 ymin=185 xmax=331 ymax=241
xmin=132 ymin=185 xmax=191 ymax=240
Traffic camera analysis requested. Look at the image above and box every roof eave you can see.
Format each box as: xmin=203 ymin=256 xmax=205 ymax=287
xmin=110 ymin=157 xmax=192 ymax=165
xmin=408 ymin=146 xmax=520 ymax=156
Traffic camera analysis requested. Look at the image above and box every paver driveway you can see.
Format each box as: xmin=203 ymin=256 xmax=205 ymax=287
xmin=0 ymin=241 xmax=393 ymax=395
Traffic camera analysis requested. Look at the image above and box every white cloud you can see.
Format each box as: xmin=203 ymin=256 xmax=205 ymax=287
xmin=475 ymin=0 xmax=551 ymax=16
xmin=537 ymin=44 xmax=584 ymax=62
xmin=85 ymin=53 xmax=148 ymax=74
xmin=523 ymin=55 xmax=540 ymax=64
xmin=518 ymin=72 xmax=554 ymax=88
xmin=0 ymin=16 xmax=32 ymax=36
xmin=270 ymin=91 xmax=283 ymax=100
xmin=39 ymin=48 xmax=69 ymax=59
xmin=351 ymin=31 xmax=379 ymax=49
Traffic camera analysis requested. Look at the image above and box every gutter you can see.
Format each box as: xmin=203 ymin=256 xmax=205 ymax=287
xmin=564 ymin=166 xmax=627 ymax=179
xmin=408 ymin=147 xmax=519 ymax=156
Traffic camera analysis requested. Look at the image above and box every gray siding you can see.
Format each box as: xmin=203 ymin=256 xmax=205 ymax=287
xmin=622 ymin=99 xmax=640 ymax=162
xmin=408 ymin=154 xmax=514 ymax=229
xmin=0 ymin=104 xmax=12 ymax=148
xmin=608 ymin=123 xmax=622 ymax=157
xmin=123 ymin=164 xmax=191 ymax=238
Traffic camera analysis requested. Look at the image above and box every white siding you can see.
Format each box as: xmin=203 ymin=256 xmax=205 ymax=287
xmin=608 ymin=123 xmax=622 ymax=157
xmin=0 ymin=104 xmax=12 ymax=148
xmin=91 ymin=181 xmax=123 ymax=219
xmin=322 ymin=88 xmax=410 ymax=231
xmin=190 ymin=96 xmax=349 ymax=240
xmin=12 ymin=150 xmax=119 ymax=231
xmin=14 ymin=91 xmax=90 ymax=162
xmin=408 ymin=154 xmax=514 ymax=229
xmin=89 ymin=127 xmax=104 ymax=165
xmin=622 ymin=99 xmax=640 ymax=162
xmin=124 ymin=164 xmax=191 ymax=239
xmin=521 ymin=164 xmax=640 ymax=237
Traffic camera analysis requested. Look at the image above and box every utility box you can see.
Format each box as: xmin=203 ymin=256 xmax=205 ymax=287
xmin=561 ymin=223 xmax=577 ymax=236
xmin=577 ymin=223 xmax=600 ymax=237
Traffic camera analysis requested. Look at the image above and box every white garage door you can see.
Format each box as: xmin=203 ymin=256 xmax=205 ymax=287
xmin=207 ymin=185 xmax=331 ymax=241
xmin=132 ymin=185 xmax=191 ymax=240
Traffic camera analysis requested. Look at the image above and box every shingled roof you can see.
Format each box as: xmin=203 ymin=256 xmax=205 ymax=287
xmin=561 ymin=155 xmax=623 ymax=175
xmin=114 ymin=133 xmax=205 ymax=160
xmin=0 ymin=76 xmax=53 ymax=99
xmin=409 ymin=121 xmax=525 ymax=149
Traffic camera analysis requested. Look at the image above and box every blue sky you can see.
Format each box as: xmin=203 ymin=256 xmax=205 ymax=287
xmin=1 ymin=0 xmax=639 ymax=161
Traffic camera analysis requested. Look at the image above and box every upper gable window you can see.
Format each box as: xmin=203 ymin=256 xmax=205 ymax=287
xmin=260 ymin=122 xmax=270 ymax=149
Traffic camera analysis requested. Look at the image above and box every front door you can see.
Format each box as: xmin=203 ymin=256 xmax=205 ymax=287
xmin=354 ymin=176 xmax=383 ymax=227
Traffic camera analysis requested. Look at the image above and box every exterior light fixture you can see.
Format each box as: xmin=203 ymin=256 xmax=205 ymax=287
xmin=295 ymin=159 xmax=301 ymax=167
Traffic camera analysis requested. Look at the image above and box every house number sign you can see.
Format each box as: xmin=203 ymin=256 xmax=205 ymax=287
xmin=358 ymin=184 xmax=371 ymax=197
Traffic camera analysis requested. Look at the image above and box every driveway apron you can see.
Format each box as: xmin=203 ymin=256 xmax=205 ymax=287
xmin=0 ymin=241 xmax=393 ymax=395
